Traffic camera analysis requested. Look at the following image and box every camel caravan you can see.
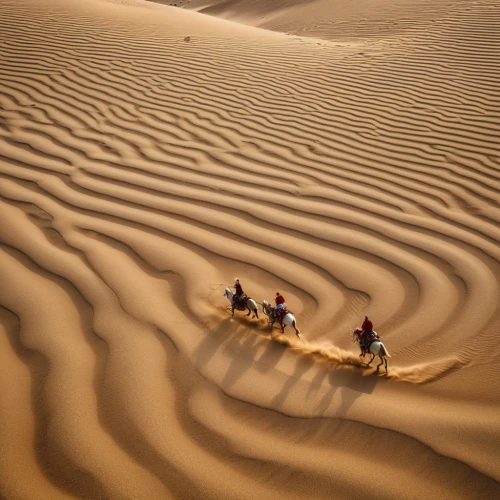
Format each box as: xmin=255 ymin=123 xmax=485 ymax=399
xmin=222 ymin=279 xmax=391 ymax=372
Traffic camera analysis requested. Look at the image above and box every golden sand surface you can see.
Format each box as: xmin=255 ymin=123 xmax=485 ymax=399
xmin=1 ymin=0 xmax=499 ymax=498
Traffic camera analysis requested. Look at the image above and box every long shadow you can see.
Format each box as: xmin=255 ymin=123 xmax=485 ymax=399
xmin=315 ymin=385 xmax=339 ymax=415
xmin=330 ymin=368 xmax=379 ymax=395
xmin=192 ymin=317 xmax=235 ymax=368
xmin=328 ymin=368 xmax=379 ymax=416
xmin=194 ymin=313 xmax=281 ymax=390
xmin=221 ymin=329 xmax=262 ymax=390
xmin=254 ymin=336 xmax=287 ymax=374
xmin=272 ymin=353 xmax=315 ymax=408
xmin=306 ymin=367 xmax=330 ymax=402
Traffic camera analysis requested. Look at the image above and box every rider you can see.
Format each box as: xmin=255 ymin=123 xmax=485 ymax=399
xmin=274 ymin=292 xmax=286 ymax=323
xmin=360 ymin=316 xmax=374 ymax=354
xmin=233 ymin=278 xmax=245 ymax=308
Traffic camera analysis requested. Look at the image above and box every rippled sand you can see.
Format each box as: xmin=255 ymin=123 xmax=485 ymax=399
xmin=1 ymin=0 xmax=500 ymax=498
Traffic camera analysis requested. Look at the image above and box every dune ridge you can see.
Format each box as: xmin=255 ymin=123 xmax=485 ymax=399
xmin=1 ymin=0 xmax=500 ymax=498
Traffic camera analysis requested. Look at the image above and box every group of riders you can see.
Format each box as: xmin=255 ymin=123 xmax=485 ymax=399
xmin=232 ymin=278 xmax=289 ymax=326
xmin=231 ymin=280 xmax=379 ymax=351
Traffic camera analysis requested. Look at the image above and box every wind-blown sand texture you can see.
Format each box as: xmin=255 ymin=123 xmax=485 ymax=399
xmin=1 ymin=0 xmax=500 ymax=498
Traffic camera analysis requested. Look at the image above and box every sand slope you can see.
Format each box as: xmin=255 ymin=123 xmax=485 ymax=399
xmin=1 ymin=0 xmax=500 ymax=498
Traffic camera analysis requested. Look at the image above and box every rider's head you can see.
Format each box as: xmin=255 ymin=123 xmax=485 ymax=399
xmin=276 ymin=292 xmax=280 ymax=295
xmin=364 ymin=316 xmax=368 ymax=320
xmin=235 ymin=278 xmax=239 ymax=283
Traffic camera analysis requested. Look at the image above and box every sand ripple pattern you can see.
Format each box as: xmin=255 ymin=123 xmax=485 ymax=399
xmin=1 ymin=0 xmax=499 ymax=498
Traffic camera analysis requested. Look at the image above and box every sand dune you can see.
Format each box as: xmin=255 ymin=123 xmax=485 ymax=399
xmin=1 ymin=0 xmax=500 ymax=498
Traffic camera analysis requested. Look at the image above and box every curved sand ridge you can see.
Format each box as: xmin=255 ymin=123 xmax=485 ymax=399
xmin=1 ymin=0 xmax=500 ymax=498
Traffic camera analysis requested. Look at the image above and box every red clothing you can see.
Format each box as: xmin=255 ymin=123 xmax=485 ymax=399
xmin=361 ymin=319 xmax=373 ymax=333
xmin=275 ymin=294 xmax=286 ymax=306
xmin=234 ymin=283 xmax=243 ymax=296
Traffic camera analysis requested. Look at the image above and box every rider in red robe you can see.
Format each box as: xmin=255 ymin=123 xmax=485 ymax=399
xmin=233 ymin=279 xmax=244 ymax=308
xmin=361 ymin=316 xmax=373 ymax=335
xmin=274 ymin=293 xmax=286 ymax=323
xmin=275 ymin=293 xmax=286 ymax=306
xmin=360 ymin=316 xmax=374 ymax=355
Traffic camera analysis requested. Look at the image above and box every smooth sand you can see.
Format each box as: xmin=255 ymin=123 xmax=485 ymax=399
xmin=1 ymin=0 xmax=500 ymax=498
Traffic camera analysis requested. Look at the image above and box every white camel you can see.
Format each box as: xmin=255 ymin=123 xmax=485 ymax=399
xmin=353 ymin=328 xmax=390 ymax=372
xmin=262 ymin=300 xmax=300 ymax=338
xmin=224 ymin=288 xmax=259 ymax=318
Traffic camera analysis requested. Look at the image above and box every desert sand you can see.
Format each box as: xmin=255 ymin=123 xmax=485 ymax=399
xmin=1 ymin=0 xmax=500 ymax=498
